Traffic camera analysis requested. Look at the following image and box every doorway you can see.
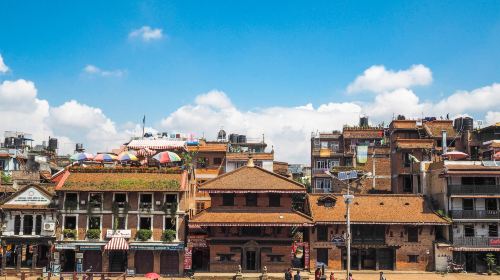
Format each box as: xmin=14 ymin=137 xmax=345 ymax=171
xmin=245 ymin=251 xmax=256 ymax=271
xmin=62 ymin=250 xmax=75 ymax=272
xmin=109 ymin=251 xmax=127 ymax=272
xmin=192 ymin=248 xmax=209 ymax=271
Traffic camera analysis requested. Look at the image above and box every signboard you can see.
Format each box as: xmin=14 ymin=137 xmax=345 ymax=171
xmin=130 ymin=244 xmax=184 ymax=251
xmin=75 ymin=253 xmax=84 ymax=259
xmin=55 ymin=244 xmax=76 ymax=250
xmin=490 ymin=239 xmax=500 ymax=247
xmin=188 ymin=235 xmax=208 ymax=248
xmin=291 ymin=242 xmax=309 ymax=270
xmin=184 ymin=247 xmax=192 ymax=270
xmin=106 ymin=229 xmax=132 ymax=238
xmin=337 ymin=170 xmax=358 ymax=181
xmin=331 ymin=235 xmax=345 ymax=246
xmin=51 ymin=263 xmax=61 ymax=276
xmin=7 ymin=187 xmax=51 ymax=205
xmin=126 ymin=269 xmax=135 ymax=276
xmin=79 ymin=245 xmax=102 ymax=250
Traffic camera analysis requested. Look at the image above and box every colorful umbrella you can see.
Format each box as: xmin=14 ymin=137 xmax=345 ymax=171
xmin=70 ymin=152 xmax=94 ymax=162
xmin=442 ymin=151 xmax=468 ymax=160
xmin=117 ymin=151 xmax=138 ymax=161
xmin=94 ymin=153 xmax=117 ymax=162
xmin=152 ymin=151 xmax=181 ymax=163
xmin=144 ymin=272 xmax=160 ymax=279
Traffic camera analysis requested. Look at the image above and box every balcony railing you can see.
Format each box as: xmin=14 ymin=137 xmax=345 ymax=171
xmin=453 ymin=236 xmax=500 ymax=247
xmin=312 ymin=168 xmax=329 ymax=175
xmin=448 ymin=184 xmax=500 ymax=195
xmin=450 ymin=210 xmax=500 ymax=219
xmin=352 ymin=238 xmax=386 ymax=244
xmin=312 ymin=188 xmax=332 ymax=194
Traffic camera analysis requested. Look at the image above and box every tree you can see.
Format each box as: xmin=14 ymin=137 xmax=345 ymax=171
xmin=485 ymin=253 xmax=497 ymax=275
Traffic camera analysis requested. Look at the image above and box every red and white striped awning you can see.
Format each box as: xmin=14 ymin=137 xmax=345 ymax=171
xmin=136 ymin=148 xmax=156 ymax=156
xmin=104 ymin=237 xmax=129 ymax=251
xmin=127 ymin=139 xmax=186 ymax=150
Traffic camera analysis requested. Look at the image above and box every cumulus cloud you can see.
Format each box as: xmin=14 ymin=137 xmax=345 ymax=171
xmin=129 ymin=26 xmax=163 ymax=42
xmin=485 ymin=111 xmax=500 ymax=125
xmin=0 ymin=54 xmax=9 ymax=73
xmin=83 ymin=65 xmax=124 ymax=77
xmin=347 ymin=64 xmax=432 ymax=93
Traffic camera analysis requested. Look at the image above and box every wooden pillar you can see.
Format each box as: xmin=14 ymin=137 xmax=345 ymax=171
xmin=153 ymin=251 xmax=161 ymax=273
xmin=178 ymin=249 xmax=184 ymax=275
xmin=1 ymin=245 xmax=7 ymax=274
xmin=375 ymin=249 xmax=379 ymax=271
xmin=127 ymin=250 xmax=135 ymax=270
xmin=16 ymin=244 xmax=22 ymax=272
xmin=102 ymin=251 xmax=109 ymax=272
xmin=32 ymin=244 xmax=38 ymax=270
xmin=357 ymin=249 xmax=361 ymax=270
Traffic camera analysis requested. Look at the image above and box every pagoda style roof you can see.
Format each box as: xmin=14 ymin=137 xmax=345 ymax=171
xmin=189 ymin=209 xmax=313 ymax=227
xmin=199 ymin=163 xmax=306 ymax=193
xmin=308 ymin=194 xmax=449 ymax=225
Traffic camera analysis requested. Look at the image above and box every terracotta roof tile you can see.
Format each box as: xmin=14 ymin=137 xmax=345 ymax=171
xmin=58 ymin=171 xmax=186 ymax=192
xmin=189 ymin=209 xmax=313 ymax=226
xmin=187 ymin=143 xmax=227 ymax=152
xmin=308 ymin=194 xmax=449 ymax=225
xmin=199 ymin=165 xmax=306 ymax=192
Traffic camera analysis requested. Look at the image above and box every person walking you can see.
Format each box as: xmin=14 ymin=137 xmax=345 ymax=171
xmin=348 ymin=272 xmax=353 ymax=280
xmin=315 ymin=268 xmax=321 ymax=280
xmin=294 ymin=270 xmax=301 ymax=280
xmin=329 ymin=271 xmax=335 ymax=280
xmin=379 ymin=271 xmax=387 ymax=280
xmin=285 ymin=268 xmax=293 ymax=280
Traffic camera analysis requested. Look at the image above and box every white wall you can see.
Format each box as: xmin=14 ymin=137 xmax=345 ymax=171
xmin=3 ymin=212 xmax=57 ymax=237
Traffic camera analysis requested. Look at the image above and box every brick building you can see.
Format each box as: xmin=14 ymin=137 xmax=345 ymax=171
xmin=188 ymin=159 xmax=312 ymax=273
xmin=53 ymin=166 xmax=189 ymax=276
xmin=307 ymin=194 xmax=449 ymax=271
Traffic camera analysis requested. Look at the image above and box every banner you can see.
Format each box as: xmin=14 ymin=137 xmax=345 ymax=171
xmin=356 ymin=145 xmax=368 ymax=164
xmin=184 ymin=247 xmax=192 ymax=270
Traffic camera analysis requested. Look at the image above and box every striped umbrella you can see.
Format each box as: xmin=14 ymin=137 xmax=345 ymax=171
xmin=152 ymin=151 xmax=181 ymax=163
xmin=94 ymin=153 xmax=117 ymax=162
xmin=70 ymin=152 xmax=94 ymax=162
xmin=117 ymin=151 xmax=138 ymax=161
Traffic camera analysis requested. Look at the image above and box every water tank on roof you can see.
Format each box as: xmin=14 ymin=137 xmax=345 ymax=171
xmin=48 ymin=137 xmax=58 ymax=150
xmin=237 ymin=135 xmax=247 ymax=143
xmin=217 ymin=129 xmax=227 ymax=141
xmin=75 ymin=143 xmax=84 ymax=152
xmin=4 ymin=137 xmax=15 ymax=148
xmin=359 ymin=116 xmax=369 ymax=127
xmin=229 ymin=134 xmax=239 ymax=143
xmin=162 ymin=132 xmax=169 ymax=137
xmin=454 ymin=118 xmax=463 ymax=130
xmin=396 ymin=115 xmax=406 ymax=120
xmin=462 ymin=117 xmax=474 ymax=131
xmin=143 ymin=132 xmax=153 ymax=138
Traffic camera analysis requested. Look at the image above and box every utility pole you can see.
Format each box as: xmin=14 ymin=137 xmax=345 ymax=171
xmin=344 ymin=181 xmax=353 ymax=280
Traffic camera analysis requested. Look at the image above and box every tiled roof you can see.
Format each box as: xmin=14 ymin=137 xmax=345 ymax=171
xmin=226 ymin=153 xmax=274 ymax=160
xmin=389 ymin=120 xmax=417 ymax=130
xmin=442 ymin=163 xmax=500 ymax=175
xmin=308 ymin=194 xmax=449 ymax=225
xmin=199 ymin=165 xmax=306 ymax=192
xmin=189 ymin=209 xmax=313 ymax=226
xmin=395 ymin=139 xmax=434 ymax=149
xmin=423 ymin=120 xmax=458 ymax=138
xmin=187 ymin=143 xmax=227 ymax=152
xmin=342 ymin=129 xmax=384 ymax=139
xmin=57 ymin=171 xmax=187 ymax=192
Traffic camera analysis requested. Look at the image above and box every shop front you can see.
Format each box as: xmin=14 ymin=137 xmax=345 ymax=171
xmin=1 ymin=238 xmax=53 ymax=272
xmin=129 ymin=243 xmax=184 ymax=275
xmin=55 ymin=242 xmax=104 ymax=272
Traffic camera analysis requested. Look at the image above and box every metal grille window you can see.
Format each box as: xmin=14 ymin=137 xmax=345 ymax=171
xmin=23 ymin=215 xmax=33 ymax=235
xmin=489 ymin=224 xmax=498 ymax=237
xmin=14 ymin=215 xmax=21 ymax=235
xmin=35 ymin=215 xmax=42 ymax=235
xmin=464 ymin=225 xmax=475 ymax=237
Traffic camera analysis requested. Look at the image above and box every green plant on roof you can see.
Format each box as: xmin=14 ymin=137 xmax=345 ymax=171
xmin=136 ymin=229 xmax=152 ymax=241
xmin=65 ymin=179 xmax=180 ymax=190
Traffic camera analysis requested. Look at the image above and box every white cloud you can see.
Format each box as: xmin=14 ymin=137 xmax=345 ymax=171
xmin=83 ymin=64 xmax=124 ymax=77
xmin=129 ymin=26 xmax=164 ymax=42
xmin=0 ymin=54 xmax=9 ymax=73
xmin=432 ymin=83 xmax=500 ymax=115
xmin=485 ymin=111 xmax=500 ymax=125
xmin=347 ymin=64 xmax=432 ymax=93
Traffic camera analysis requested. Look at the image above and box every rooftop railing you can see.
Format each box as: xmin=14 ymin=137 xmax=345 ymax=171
xmin=448 ymin=184 xmax=500 ymax=195
xmin=450 ymin=210 xmax=500 ymax=219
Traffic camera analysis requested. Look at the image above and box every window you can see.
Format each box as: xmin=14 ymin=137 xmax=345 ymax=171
xmin=114 ymin=193 xmax=127 ymax=208
xmin=14 ymin=215 xmax=21 ymax=235
xmin=402 ymin=175 xmax=412 ymax=193
xmin=35 ymin=215 xmax=42 ymax=235
xmin=315 ymin=179 xmax=331 ymax=190
xmin=213 ymin=157 xmax=222 ymax=165
xmin=403 ymin=153 xmax=411 ymax=167
xmin=222 ymin=194 xmax=234 ymax=206
xmin=320 ymin=141 xmax=329 ymax=149
xmin=23 ymin=215 xmax=33 ymax=235
xmin=268 ymin=194 xmax=281 ymax=207
xmin=165 ymin=216 xmax=176 ymax=230
xmin=407 ymin=227 xmax=418 ymax=242
xmin=486 ymin=199 xmax=498 ymax=211
xmin=139 ymin=193 xmax=153 ymax=209
xmin=269 ymin=255 xmax=284 ymax=262
xmin=488 ymin=224 xmax=498 ymax=237
xmin=464 ymin=225 xmax=475 ymax=237
xmin=139 ymin=217 xmax=152 ymax=230
xmin=408 ymin=255 xmax=419 ymax=263
xmin=246 ymin=193 xmax=258 ymax=207
xmin=241 ymin=227 xmax=261 ymax=236
xmin=165 ymin=194 xmax=177 ymax=209
xmin=327 ymin=159 xmax=340 ymax=168
xmin=64 ymin=193 xmax=78 ymax=210
xmin=217 ymin=254 xmax=234 ymax=262
xmin=196 ymin=202 xmax=205 ymax=213
xmin=316 ymin=160 xmax=327 ymax=169
xmin=0 ymin=160 xmax=4 ymax=170
xmin=88 ymin=216 xmax=101 ymax=230
xmin=88 ymin=193 xmax=102 ymax=209
xmin=462 ymin=199 xmax=474 ymax=210
xmin=461 ymin=177 xmax=496 ymax=185
xmin=64 ymin=216 xmax=76 ymax=230
xmin=317 ymin=248 xmax=329 ymax=265
xmin=114 ymin=216 xmax=126 ymax=230
xmin=317 ymin=225 xmax=329 ymax=241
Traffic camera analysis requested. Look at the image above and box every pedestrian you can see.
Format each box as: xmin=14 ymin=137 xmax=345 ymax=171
xmin=294 ymin=270 xmax=301 ymax=280
xmin=379 ymin=271 xmax=386 ymax=280
xmin=285 ymin=268 xmax=292 ymax=280
xmin=315 ymin=268 xmax=321 ymax=280
xmin=348 ymin=272 xmax=353 ymax=280
xmin=329 ymin=271 xmax=335 ymax=280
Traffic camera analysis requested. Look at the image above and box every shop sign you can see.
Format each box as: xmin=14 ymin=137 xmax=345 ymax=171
xmin=130 ymin=243 xmax=184 ymax=251
xmin=7 ymin=187 xmax=51 ymax=205
xmin=55 ymin=244 xmax=76 ymax=250
xmin=106 ymin=229 xmax=131 ymax=238
xmin=332 ymin=235 xmax=345 ymax=246
xmin=75 ymin=253 xmax=84 ymax=259
xmin=490 ymin=239 xmax=500 ymax=247
xmin=188 ymin=235 xmax=207 ymax=248
xmin=79 ymin=245 xmax=102 ymax=250
xmin=183 ymin=247 xmax=192 ymax=270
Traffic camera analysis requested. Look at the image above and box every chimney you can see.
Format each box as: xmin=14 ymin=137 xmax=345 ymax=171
xmin=247 ymin=156 xmax=255 ymax=167
xmin=442 ymin=130 xmax=448 ymax=154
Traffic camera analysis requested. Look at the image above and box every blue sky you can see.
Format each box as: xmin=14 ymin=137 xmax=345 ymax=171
xmin=1 ymin=1 xmax=500 ymax=162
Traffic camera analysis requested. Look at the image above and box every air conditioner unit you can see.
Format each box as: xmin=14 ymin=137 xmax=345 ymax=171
xmin=44 ymin=222 xmax=55 ymax=231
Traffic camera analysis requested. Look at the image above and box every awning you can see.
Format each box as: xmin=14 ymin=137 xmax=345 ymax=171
xmin=127 ymin=139 xmax=186 ymax=150
xmin=104 ymin=237 xmax=129 ymax=251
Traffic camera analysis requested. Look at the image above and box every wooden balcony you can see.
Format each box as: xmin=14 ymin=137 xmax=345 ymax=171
xmin=448 ymin=184 xmax=500 ymax=195
xmin=450 ymin=210 xmax=500 ymax=219
xmin=453 ymin=236 xmax=500 ymax=247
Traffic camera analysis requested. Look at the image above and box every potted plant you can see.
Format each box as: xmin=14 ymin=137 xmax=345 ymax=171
xmin=485 ymin=253 xmax=497 ymax=275
xmin=136 ymin=229 xmax=152 ymax=241
xmin=63 ymin=229 xmax=77 ymax=239
xmin=162 ymin=229 xmax=176 ymax=242
xmin=64 ymin=200 xmax=78 ymax=211
xmin=86 ymin=228 xmax=101 ymax=240
xmin=161 ymin=202 xmax=177 ymax=214
xmin=112 ymin=201 xmax=130 ymax=215
xmin=139 ymin=202 xmax=152 ymax=213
